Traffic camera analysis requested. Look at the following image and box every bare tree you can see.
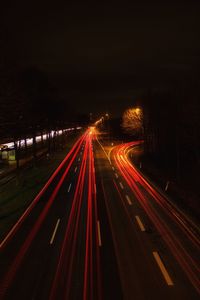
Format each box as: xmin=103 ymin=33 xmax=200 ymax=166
xmin=122 ymin=107 xmax=143 ymax=137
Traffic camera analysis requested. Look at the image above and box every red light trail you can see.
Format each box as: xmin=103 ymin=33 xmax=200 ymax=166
xmin=1 ymin=131 xmax=199 ymax=299
xmin=0 ymin=130 xmax=102 ymax=299
xmin=0 ymin=133 xmax=86 ymax=250
xmin=112 ymin=141 xmax=200 ymax=295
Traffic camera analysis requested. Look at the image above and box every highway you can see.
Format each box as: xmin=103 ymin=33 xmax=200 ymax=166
xmin=0 ymin=129 xmax=199 ymax=299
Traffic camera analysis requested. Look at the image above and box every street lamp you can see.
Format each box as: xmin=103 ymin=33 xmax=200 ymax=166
xmin=135 ymin=108 xmax=140 ymax=114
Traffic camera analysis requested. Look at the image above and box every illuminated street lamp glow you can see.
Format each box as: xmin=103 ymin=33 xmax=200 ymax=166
xmin=0 ymin=127 xmax=82 ymax=150
xmin=135 ymin=108 xmax=140 ymax=114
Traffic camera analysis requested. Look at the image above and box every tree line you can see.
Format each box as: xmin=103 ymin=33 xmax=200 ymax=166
xmin=136 ymin=84 xmax=200 ymax=183
xmin=105 ymin=83 xmax=200 ymax=183
xmin=0 ymin=63 xmax=79 ymax=168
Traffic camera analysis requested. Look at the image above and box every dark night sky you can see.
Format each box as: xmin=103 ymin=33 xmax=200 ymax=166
xmin=1 ymin=1 xmax=200 ymax=116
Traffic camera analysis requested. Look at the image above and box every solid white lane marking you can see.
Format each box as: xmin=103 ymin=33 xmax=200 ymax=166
xmin=50 ymin=219 xmax=60 ymax=244
xmin=119 ymin=182 xmax=124 ymax=189
xmin=126 ymin=195 xmax=132 ymax=205
xmin=135 ymin=215 xmax=146 ymax=231
xmin=97 ymin=221 xmax=102 ymax=247
xmin=74 ymin=166 xmax=77 ymax=173
xmin=153 ymin=252 xmax=174 ymax=286
xmin=115 ymin=173 xmax=118 ymax=179
xmin=96 ymin=137 xmax=111 ymax=164
xmin=68 ymin=183 xmax=72 ymax=193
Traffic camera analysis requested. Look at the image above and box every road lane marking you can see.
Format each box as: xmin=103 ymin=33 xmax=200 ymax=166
xmin=96 ymin=137 xmax=111 ymax=164
xmin=119 ymin=182 xmax=124 ymax=189
xmin=135 ymin=216 xmax=145 ymax=231
xmin=68 ymin=183 xmax=72 ymax=193
xmin=97 ymin=221 xmax=102 ymax=247
xmin=108 ymin=147 xmax=114 ymax=162
xmin=115 ymin=173 xmax=118 ymax=179
xmin=74 ymin=166 xmax=77 ymax=173
xmin=78 ymin=157 xmax=80 ymax=161
xmin=0 ymin=135 xmax=86 ymax=249
xmin=112 ymin=167 xmax=115 ymax=171
xmin=50 ymin=219 xmax=60 ymax=244
xmin=126 ymin=195 xmax=132 ymax=205
xmin=165 ymin=181 xmax=170 ymax=191
xmin=153 ymin=251 xmax=174 ymax=286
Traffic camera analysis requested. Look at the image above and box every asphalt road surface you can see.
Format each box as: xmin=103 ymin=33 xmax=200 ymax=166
xmin=0 ymin=129 xmax=199 ymax=300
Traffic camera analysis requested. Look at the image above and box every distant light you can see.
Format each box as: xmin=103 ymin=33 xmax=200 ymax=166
xmin=1 ymin=126 xmax=77 ymax=150
xmin=2 ymin=142 xmax=14 ymax=148
xmin=36 ymin=136 xmax=42 ymax=142
xmin=26 ymin=138 xmax=33 ymax=146
xmin=135 ymin=108 xmax=140 ymax=114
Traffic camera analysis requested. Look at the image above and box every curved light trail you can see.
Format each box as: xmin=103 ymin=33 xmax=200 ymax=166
xmin=112 ymin=141 xmax=200 ymax=295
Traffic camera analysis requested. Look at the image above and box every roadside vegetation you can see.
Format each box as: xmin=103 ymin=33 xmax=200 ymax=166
xmin=0 ymin=133 xmax=80 ymax=241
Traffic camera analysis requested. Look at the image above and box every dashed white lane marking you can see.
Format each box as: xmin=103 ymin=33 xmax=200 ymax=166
xmin=50 ymin=219 xmax=60 ymax=244
xmin=112 ymin=167 xmax=115 ymax=171
xmin=115 ymin=173 xmax=118 ymax=179
xmin=119 ymin=182 xmax=124 ymax=189
xmin=135 ymin=215 xmax=146 ymax=231
xmin=78 ymin=157 xmax=80 ymax=161
xmin=153 ymin=252 xmax=174 ymax=286
xmin=68 ymin=183 xmax=72 ymax=193
xmin=126 ymin=195 xmax=132 ymax=205
xmin=74 ymin=166 xmax=77 ymax=173
xmin=97 ymin=221 xmax=102 ymax=247
xmin=165 ymin=181 xmax=170 ymax=191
